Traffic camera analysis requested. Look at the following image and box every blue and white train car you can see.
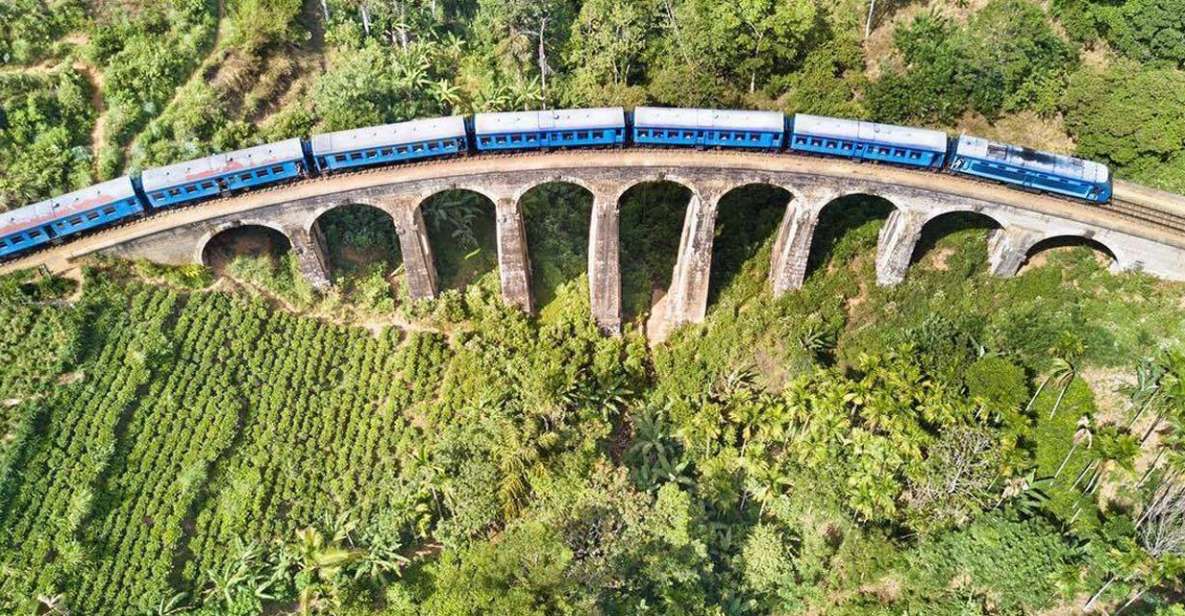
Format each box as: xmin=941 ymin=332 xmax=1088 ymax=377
xmin=473 ymin=107 xmax=625 ymax=151
xmin=0 ymin=177 xmax=143 ymax=259
xmin=141 ymin=138 xmax=307 ymax=209
xmin=632 ymin=107 xmax=784 ymax=149
xmin=311 ymin=116 xmax=468 ymax=172
xmin=790 ymin=114 xmax=948 ymax=169
xmin=949 ymin=135 xmax=1112 ymax=203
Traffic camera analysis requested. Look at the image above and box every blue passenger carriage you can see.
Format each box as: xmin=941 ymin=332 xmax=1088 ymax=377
xmin=141 ymin=138 xmax=307 ymax=209
xmin=311 ymin=116 xmax=468 ymax=172
xmin=473 ymin=108 xmax=625 ymax=151
xmin=632 ymin=107 xmax=784 ymax=149
xmin=789 ymin=114 xmax=948 ymax=169
xmin=949 ymin=135 xmax=1112 ymax=203
xmin=0 ymin=177 xmax=143 ymax=259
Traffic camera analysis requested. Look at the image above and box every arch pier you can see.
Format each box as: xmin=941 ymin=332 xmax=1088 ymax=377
xmin=38 ymin=153 xmax=1180 ymax=335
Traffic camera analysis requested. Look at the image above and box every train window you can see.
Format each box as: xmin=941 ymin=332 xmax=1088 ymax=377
xmin=397 ymin=146 xmax=408 ymax=153
xmin=413 ymin=144 xmax=424 ymax=151
xmin=511 ymin=135 xmax=522 ymax=143
xmin=70 ymin=216 xmax=83 ymax=225
xmin=428 ymin=142 xmax=439 ymax=150
xmin=87 ymin=211 xmax=100 ymax=220
xmin=527 ymin=135 xmax=537 ymax=142
xmin=577 ymin=132 xmax=588 ymax=139
xmin=841 ymin=142 xmax=851 ymax=150
xmin=381 ymin=148 xmax=392 ymax=156
xmin=751 ymin=134 xmax=760 ymax=142
xmin=12 ymin=236 xmax=23 ymax=243
xmin=273 ymin=166 xmax=284 ymax=173
xmin=255 ymin=170 xmax=268 ymax=178
xmin=615 ymin=129 xmax=623 ymax=136
xmin=185 ymin=186 xmax=198 ymax=193
xmin=153 ymin=193 xmax=164 ymax=199
xmin=336 ymin=155 xmax=348 ymax=162
xmin=638 ymin=130 xmax=649 ymax=137
xmin=683 ymin=132 xmax=694 ymax=139
xmin=0 ymin=240 xmax=6 ymax=247
xmin=350 ymin=152 xmax=363 ymax=160
xmin=241 ymin=173 xmax=253 ymax=181
xmin=29 ymin=230 xmax=41 ymax=237
xmin=202 ymin=182 xmax=214 ymax=189
xmin=103 ymin=206 xmax=116 ymax=215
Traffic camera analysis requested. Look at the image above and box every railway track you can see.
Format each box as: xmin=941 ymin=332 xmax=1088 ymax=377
xmin=4 ymin=149 xmax=1185 ymax=276
xmin=1103 ymin=199 xmax=1185 ymax=234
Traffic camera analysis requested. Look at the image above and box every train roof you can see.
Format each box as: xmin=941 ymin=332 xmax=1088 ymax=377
xmin=634 ymin=107 xmax=785 ymax=132
xmin=141 ymin=138 xmax=306 ymax=192
xmin=955 ymin=135 xmax=1110 ymax=184
xmin=1 ymin=176 xmax=137 ymax=237
xmin=473 ymin=107 xmax=625 ymax=134
xmin=311 ymin=116 xmax=467 ymax=156
xmin=794 ymin=114 xmax=948 ymax=152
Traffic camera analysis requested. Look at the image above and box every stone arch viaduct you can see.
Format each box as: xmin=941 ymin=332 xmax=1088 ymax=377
xmin=8 ymin=150 xmax=1185 ymax=334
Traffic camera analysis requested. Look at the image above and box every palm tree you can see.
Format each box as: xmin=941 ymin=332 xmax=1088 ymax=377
xmin=1025 ymin=357 xmax=1072 ymax=415
xmin=994 ymin=473 xmax=1030 ymax=509
xmin=1048 ymin=357 xmax=1078 ymax=419
xmin=429 ymin=79 xmax=464 ymax=115
xmin=1054 ymin=416 xmax=1093 ymax=479
xmin=36 ymin=594 xmax=69 ymax=615
xmin=1123 ymin=359 xmax=1164 ymax=429
xmin=1140 ymin=350 xmax=1185 ymax=446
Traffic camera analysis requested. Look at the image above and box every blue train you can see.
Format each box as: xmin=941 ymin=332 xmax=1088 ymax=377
xmin=0 ymin=107 xmax=1114 ymax=261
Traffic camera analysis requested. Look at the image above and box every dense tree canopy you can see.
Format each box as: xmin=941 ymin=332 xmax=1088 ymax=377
xmin=867 ymin=0 xmax=1075 ymax=124
xmin=1062 ymin=63 xmax=1185 ymax=191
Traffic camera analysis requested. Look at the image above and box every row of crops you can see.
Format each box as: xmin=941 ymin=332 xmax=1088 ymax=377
xmin=0 ymin=278 xmax=458 ymax=614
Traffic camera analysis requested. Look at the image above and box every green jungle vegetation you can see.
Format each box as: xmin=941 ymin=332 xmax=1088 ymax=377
xmin=2 ymin=0 xmax=1185 ymax=615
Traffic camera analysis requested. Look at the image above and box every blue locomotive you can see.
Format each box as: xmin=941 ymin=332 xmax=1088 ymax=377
xmin=0 ymin=106 xmax=1115 ymax=262
xmin=949 ymin=135 xmax=1112 ymax=202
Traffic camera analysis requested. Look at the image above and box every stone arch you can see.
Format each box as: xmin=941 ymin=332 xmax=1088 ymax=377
xmin=512 ymin=175 xmax=597 ymax=204
xmin=1020 ymin=234 xmax=1122 ymax=273
xmin=708 ymin=182 xmax=794 ymax=310
xmin=615 ymin=177 xmax=699 ymax=329
xmin=909 ymin=209 xmax=1004 ymax=272
xmin=195 ymin=220 xmax=292 ymax=266
xmin=516 ymin=180 xmax=596 ymax=310
xmin=306 ymin=202 xmax=403 ymax=289
xmin=614 ymin=173 xmax=706 ymax=207
xmin=802 ymin=192 xmax=900 ymax=281
xmin=417 ymin=187 xmax=501 ymax=295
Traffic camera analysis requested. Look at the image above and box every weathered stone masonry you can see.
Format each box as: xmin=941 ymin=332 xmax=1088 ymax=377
xmin=97 ymin=163 xmax=1185 ymax=336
